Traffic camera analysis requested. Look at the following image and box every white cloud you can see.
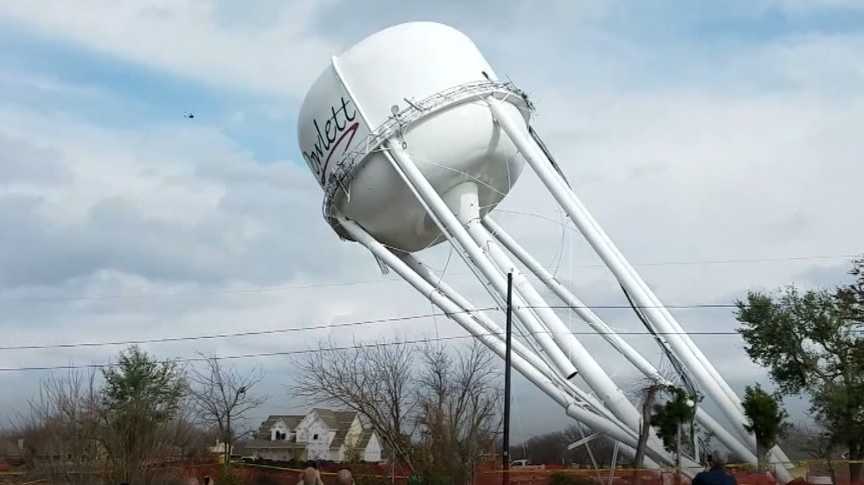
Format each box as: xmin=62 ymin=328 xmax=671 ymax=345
xmin=0 ymin=0 xmax=338 ymax=97
xmin=7 ymin=81 xmax=858 ymax=432
xmin=762 ymin=33 xmax=864 ymax=92
xmin=1 ymin=1 xmax=862 ymax=438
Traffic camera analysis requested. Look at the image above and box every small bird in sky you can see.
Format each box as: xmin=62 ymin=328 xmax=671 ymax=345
xmin=185 ymin=113 xmax=195 ymax=119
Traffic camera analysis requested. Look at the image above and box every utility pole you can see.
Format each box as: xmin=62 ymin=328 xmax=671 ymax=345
xmin=503 ymin=272 xmax=513 ymax=485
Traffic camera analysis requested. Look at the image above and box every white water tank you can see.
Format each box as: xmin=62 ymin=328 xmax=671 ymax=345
xmin=298 ymin=22 xmax=529 ymax=252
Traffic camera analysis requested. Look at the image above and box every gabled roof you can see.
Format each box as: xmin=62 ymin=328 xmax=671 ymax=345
xmin=309 ymin=409 xmax=359 ymax=451
xmin=256 ymin=415 xmax=304 ymax=439
xmin=312 ymin=408 xmax=357 ymax=430
xmin=254 ymin=409 xmax=374 ymax=452
xmin=357 ymin=429 xmax=375 ymax=449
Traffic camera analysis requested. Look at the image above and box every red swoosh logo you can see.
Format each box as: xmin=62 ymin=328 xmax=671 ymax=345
xmin=320 ymin=122 xmax=360 ymax=184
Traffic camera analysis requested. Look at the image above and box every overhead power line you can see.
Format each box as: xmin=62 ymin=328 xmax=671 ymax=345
xmin=0 ymin=309 xmax=496 ymax=351
xmin=0 ymin=302 xmax=743 ymax=352
xmin=0 ymin=252 xmax=858 ymax=303
xmin=531 ymin=304 xmax=738 ymax=309
xmin=0 ymin=334 xmax=479 ymax=372
xmin=2 ymin=324 xmax=861 ymax=373
xmin=2 ymin=301 xmax=860 ymax=354
xmin=0 ymin=329 xmax=765 ymax=373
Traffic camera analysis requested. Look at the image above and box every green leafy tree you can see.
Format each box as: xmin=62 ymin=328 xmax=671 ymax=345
xmin=736 ymin=258 xmax=864 ymax=481
xmin=742 ymin=384 xmax=788 ymax=470
xmin=100 ymin=345 xmax=187 ymax=484
xmin=650 ymin=386 xmax=696 ymax=472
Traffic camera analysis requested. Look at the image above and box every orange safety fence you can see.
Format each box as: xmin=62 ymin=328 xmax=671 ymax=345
xmin=476 ymin=468 xmax=674 ymax=485
xmin=230 ymin=462 xmax=410 ymax=485
xmin=472 ymin=461 xmax=864 ymax=485
xmin=3 ymin=460 xmax=862 ymax=484
xmin=0 ymin=462 xmax=406 ymax=485
xmin=173 ymin=462 xmax=410 ymax=485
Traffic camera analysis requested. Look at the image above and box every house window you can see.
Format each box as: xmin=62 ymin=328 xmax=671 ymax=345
xmin=313 ymin=433 xmax=319 ymax=440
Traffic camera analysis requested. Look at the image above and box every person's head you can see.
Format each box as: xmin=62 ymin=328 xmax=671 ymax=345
xmin=302 ymin=467 xmax=319 ymax=485
xmin=337 ymin=468 xmax=354 ymax=485
xmin=710 ymin=449 xmax=729 ymax=469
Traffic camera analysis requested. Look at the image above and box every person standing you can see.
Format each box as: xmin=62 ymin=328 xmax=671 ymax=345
xmin=297 ymin=461 xmax=324 ymax=485
xmin=694 ymin=450 xmax=737 ymax=485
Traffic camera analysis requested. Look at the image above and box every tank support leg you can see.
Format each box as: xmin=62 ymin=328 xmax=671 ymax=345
xmin=487 ymin=97 xmax=792 ymax=482
xmin=383 ymin=141 xmax=580 ymax=380
xmin=447 ymin=181 xmax=650 ymax=442
xmin=337 ymin=213 xmax=672 ymax=469
xmin=482 ymin=217 xmax=758 ymax=466
xmin=376 ymin=142 xmax=704 ymax=474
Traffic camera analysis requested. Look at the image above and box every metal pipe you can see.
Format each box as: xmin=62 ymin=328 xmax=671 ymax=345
xmin=503 ymin=272 xmax=513 ymax=483
xmin=337 ymin=215 xmax=665 ymax=460
xmin=483 ymin=217 xmax=659 ymax=377
xmin=384 ymin=140 xmax=579 ymax=379
xmin=338 ymin=215 xmax=699 ymax=473
xmin=482 ymin=217 xmax=758 ymax=464
xmin=398 ymin=254 xmax=565 ymax=388
xmin=487 ymin=97 xmax=792 ymax=483
xmin=338 ymin=215 xmax=567 ymax=404
xmin=488 ymin=98 xmax=749 ymax=439
xmin=451 ymin=188 xmax=645 ymax=435
xmin=401 ymin=254 xmax=651 ymax=438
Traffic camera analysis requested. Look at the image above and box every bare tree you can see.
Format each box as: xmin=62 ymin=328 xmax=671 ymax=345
xmin=12 ymin=348 xmax=210 ymax=485
xmin=188 ymin=356 xmax=266 ymax=471
xmin=15 ymin=370 xmax=102 ymax=485
xmin=783 ymin=424 xmax=842 ymax=484
xmin=415 ymin=343 xmax=500 ymax=484
xmin=292 ymin=342 xmax=418 ymax=471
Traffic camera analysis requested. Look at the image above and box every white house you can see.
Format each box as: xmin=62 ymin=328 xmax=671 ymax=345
xmin=243 ymin=409 xmax=383 ymax=463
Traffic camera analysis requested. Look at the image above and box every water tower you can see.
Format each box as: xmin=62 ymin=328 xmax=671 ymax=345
xmin=298 ymin=22 xmax=790 ymax=479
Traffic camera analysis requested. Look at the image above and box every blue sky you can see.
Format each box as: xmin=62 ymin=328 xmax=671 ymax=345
xmin=2 ymin=1 xmax=862 ymax=160
xmin=1 ymin=1 xmax=862 ymax=440
xmin=0 ymin=20 xmax=296 ymax=162
xmin=3 ymin=1 xmax=863 ymax=162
